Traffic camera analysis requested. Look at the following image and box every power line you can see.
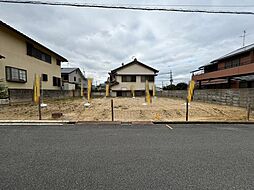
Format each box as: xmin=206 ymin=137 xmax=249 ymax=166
xmin=90 ymin=3 xmax=254 ymax=8
xmin=1 ymin=0 xmax=254 ymax=15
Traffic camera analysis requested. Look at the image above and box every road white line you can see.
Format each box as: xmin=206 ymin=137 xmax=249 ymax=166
xmin=165 ymin=124 xmax=173 ymax=130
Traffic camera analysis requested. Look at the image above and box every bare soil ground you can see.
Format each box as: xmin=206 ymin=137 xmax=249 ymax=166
xmin=0 ymin=97 xmax=253 ymax=121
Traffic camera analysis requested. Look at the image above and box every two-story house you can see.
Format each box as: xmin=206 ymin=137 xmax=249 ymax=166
xmin=61 ymin=68 xmax=87 ymax=90
xmin=0 ymin=20 xmax=68 ymax=91
xmin=109 ymin=58 xmax=159 ymax=97
xmin=192 ymin=43 xmax=254 ymax=89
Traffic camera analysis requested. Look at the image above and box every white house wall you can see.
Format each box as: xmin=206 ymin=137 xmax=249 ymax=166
xmin=68 ymin=71 xmax=87 ymax=88
xmin=111 ymin=64 xmax=156 ymax=91
xmin=117 ymin=64 xmax=155 ymax=75
xmin=111 ymin=76 xmax=155 ymax=91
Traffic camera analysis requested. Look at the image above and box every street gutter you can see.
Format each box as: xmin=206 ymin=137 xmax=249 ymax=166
xmin=0 ymin=120 xmax=254 ymax=125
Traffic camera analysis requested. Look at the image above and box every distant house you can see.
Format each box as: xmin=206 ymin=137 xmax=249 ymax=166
xmin=0 ymin=20 xmax=68 ymax=91
xmin=192 ymin=43 xmax=254 ymax=89
xmin=96 ymin=83 xmax=106 ymax=92
xmin=61 ymin=68 xmax=87 ymax=90
xmin=109 ymin=58 xmax=159 ymax=97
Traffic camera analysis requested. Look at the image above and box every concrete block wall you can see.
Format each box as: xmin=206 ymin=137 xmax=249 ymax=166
xmin=8 ymin=89 xmax=81 ymax=103
xmin=157 ymin=90 xmax=187 ymax=99
xmin=157 ymin=88 xmax=254 ymax=108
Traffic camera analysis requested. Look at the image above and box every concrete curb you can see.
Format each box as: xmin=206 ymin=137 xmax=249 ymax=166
xmin=0 ymin=120 xmax=75 ymax=125
xmin=0 ymin=120 xmax=254 ymax=125
xmin=153 ymin=121 xmax=254 ymax=124
xmin=76 ymin=121 xmax=122 ymax=125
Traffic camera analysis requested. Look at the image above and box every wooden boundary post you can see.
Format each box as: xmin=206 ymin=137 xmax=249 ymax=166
xmin=186 ymin=98 xmax=189 ymax=121
xmin=247 ymin=103 xmax=251 ymax=121
xmin=38 ymin=76 xmax=42 ymax=120
xmin=111 ymin=99 xmax=114 ymax=121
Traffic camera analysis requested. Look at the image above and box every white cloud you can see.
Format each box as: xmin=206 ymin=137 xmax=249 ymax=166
xmin=1 ymin=0 xmax=254 ymax=86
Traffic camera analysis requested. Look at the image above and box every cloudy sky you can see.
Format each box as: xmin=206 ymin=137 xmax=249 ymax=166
xmin=1 ymin=0 xmax=254 ymax=86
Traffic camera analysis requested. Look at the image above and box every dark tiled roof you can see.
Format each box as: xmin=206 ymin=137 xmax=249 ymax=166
xmin=61 ymin=68 xmax=78 ymax=74
xmin=111 ymin=58 xmax=159 ymax=73
xmin=199 ymin=43 xmax=254 ymax=69
xmin=0 ymin=20 xmax=68 ymax=62
xmin=211 ymin=43 xmax=254 ymax=63
xmin=61 ymin=67 xmax=86 ymax=80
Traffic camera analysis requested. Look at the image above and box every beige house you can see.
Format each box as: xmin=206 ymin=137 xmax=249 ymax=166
xmin=0 ymin=20 xmax=68 ymax=90
xmin=109 ymin=58 xmax=159 ymax=97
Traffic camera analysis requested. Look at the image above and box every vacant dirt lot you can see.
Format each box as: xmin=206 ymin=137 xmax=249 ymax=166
xmin=0 ymin=97 xmax=253 ymax=122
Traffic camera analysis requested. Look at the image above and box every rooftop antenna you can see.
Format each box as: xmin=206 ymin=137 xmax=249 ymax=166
xmin=240 ymin=30 xmax=246 ymax=47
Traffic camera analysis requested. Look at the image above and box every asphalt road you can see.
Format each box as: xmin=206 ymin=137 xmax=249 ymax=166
xmin=1 ymin=123 xmax=254 ymax=189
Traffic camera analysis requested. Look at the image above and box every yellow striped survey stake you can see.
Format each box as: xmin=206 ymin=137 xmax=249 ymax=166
xmin=130 ymin=85 xmax=135 ymax=97
xmin=87 ymin=78 xmax=93 ymax=102
xmin=106 ymin=83 xmax=110 ymax=97
xmin=152 ymin=84 xmax=156 ymax=97
xmin=145 ymin=80 xmax=151 ymax=104
xmin=187 ymin=80 xmax=195 ymax=103
xmin=33 ymin=74 xmax=40 ymax=105
xmin=81 ymin=80 xmax=84 ymax=97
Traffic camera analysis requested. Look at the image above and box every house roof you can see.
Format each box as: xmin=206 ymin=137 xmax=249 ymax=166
xmin=199 ymin=43 xmax=254 ymax=69
xmin=0 ymin=55 xmax=5 ymax=59
xmin=61 ymin=68 xmax=78 ymax=74
xmin=61 ymin=67 xmax=86 ymax=80
xmin=211 ymin=43 xmax=254 ymax=63
xmin=0 ymin=20 xmax=68 ymax=62
xmin=111 ymin=58 xmax=159 ymax=73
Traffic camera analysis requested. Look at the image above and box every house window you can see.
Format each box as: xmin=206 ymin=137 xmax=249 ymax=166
xmin=5 ymin=66 xmax=27 ymax=83
xmin=74 ymin=77 xmax=76 ymax=81
xmin=27 ymin=43 xmax=52 ymax=64
xmin=141 ymin=75 xmax=154 ymax=82
xmin=42 ymin=74 xmax=48 ymax=81
xmin=122 ymin=75 xmax=136 ymax=82
xmin=56 ymin=59 xmax=61 ymax=66
xmin=53 ymin=76 xmax=61 ymax=87
xmin=62 ymin=75 xmax=68 ymax=81
xmin=225 ymin=58 xmax=240 ymax=69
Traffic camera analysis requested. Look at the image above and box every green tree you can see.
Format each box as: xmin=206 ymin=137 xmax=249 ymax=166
xmin=163 ymin=84 xmax=176 ymax=90
xmin=176 ymin=82 xmax=188 ymax=90
xmin=0 ymin=83 xmax=8 ymax=99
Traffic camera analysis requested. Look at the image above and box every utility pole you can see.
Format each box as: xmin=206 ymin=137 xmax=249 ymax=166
xmin=162 ymin=81 xmax=164 ymax=88
xmin=240 ymin=30 xmax=246 ymax=47
xmin=169 ymin=70 xmax=173 ymax=85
